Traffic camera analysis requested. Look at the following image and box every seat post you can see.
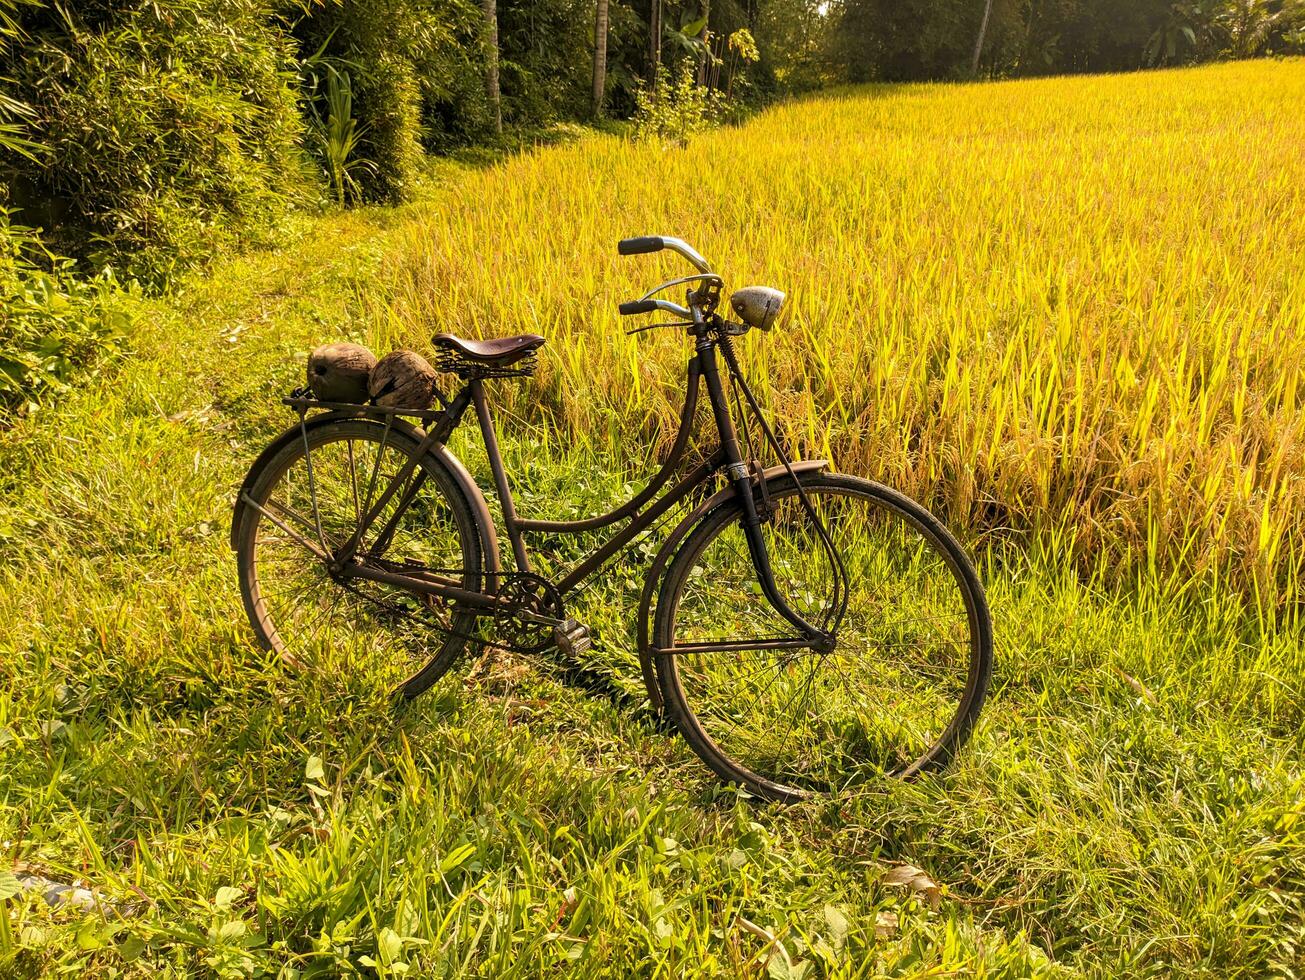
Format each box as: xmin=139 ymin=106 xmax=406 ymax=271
xmin=471 ymin=380 xmax=531 ymax=574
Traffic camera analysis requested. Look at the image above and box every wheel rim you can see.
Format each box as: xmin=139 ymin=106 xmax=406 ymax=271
xmin=661 ymin=481 xmax=985 ymax=795
xmin=242 ymin=425 xmax=477 ymax=690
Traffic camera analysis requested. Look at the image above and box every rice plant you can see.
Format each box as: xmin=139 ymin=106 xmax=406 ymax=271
xmin=385 ymin=58 xmax=1305 ymax=613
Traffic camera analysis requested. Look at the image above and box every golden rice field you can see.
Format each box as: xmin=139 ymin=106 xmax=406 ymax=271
xmin=386 ymin=58 xmax=1305 ymax=610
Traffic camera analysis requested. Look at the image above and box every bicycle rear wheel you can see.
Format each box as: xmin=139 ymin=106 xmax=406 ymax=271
xmin=653 ymin=473 xmax=992 ymax=801
xmin=234 ymin=418 xmax=483 ymax=698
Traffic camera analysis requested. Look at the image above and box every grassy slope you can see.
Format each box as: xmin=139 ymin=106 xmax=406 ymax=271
xmin=1 ymin=68 xmax=1303 ymax=977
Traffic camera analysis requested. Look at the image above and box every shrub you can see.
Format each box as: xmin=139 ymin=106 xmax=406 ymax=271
xmin=1 ymin=0 xmax=312 ymax=287
xmin=414 ymin=0 xmax=496 ymax=152
xmin=294 ymin=0 xmax=431 ymax=203
xmin=632 ymin=61 xmax=732 ymax=147
xmin=0 ymin=209 xmax=133 ymax=417
xmin=362 ymin=52 xmax=423 ymax=202
xmin=304 ymin=63 xmax=376 ymax=206
xmin=495 ymin=0 xmax=593 ymax=124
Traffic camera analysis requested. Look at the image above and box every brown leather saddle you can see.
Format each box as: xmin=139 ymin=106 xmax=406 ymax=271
xmin=431 ymin=333 xmax=545 ymax=369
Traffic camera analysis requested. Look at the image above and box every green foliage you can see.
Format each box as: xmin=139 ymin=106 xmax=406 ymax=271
xmin=0 ymin=210 xmax=132 ymax=416
xmin=363 ymin=52 xmax=424 ymax=202
xmin=755 ymin=0 xmax=839 ymax=91
xmin=826 ymin=0 xmax=1305 ymax=80
xmin=492 ymin=0 xmax=598 ymax=125
xmin=294 ymin=0 xmax=475 ymax=201
xmin=1218 ymin=0 xmax=1305 ymax=56
xmin=413 ymin=0 xmax=497 ymax=151
xmin=2 ymin=0 xmax=311 ymax=287
xmin=833 ymin=0 xmax=983 ymax=81
xmin=632 ymin=60 xmax=731 ymax=146
xmin=0 ymin=0 xmax=42 ymax=160
xmin=305 ymin=64 xmax=376 ymax=207
xmin=1146 ymin=2 xmax=1215 ymax=66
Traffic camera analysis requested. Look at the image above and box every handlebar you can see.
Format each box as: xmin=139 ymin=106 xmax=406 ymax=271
xmin=617 ymin=235 xmax=712 ymax=274
xmin=617 ymin=236 xmax=665 ymax=256
xmin=618 ymin=297 xmax=691 ymax=317
xmin=617 ymin=235 xmax=715 ymax=320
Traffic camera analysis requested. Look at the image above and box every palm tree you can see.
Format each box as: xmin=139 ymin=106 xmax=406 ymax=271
xmin=1219 ymin=0 xmax=1296 ymax=57
xmin=649 ymin=0 xmax=662 ymax=93
xmin=971 ymin=0 xmax=994 ymax=76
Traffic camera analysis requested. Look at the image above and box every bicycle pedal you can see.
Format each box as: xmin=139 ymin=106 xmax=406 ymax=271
xmin=553 ymin=618 xmax=592 ymax=657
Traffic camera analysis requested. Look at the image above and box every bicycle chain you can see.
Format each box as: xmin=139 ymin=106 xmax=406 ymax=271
xmin=334 ymin=482 xmax=699 ymax=658
xmin=336 ymin=565 xmax=567 ymax=656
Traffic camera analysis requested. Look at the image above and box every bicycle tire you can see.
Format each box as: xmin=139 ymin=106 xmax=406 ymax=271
xmin=233 ymin=417 xmax=484 ymax=699
xmin=653 ymin=473 xmax=992 ymax=801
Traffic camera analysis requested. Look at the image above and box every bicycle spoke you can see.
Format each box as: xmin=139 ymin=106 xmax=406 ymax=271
xmin=660 ymin=479 xmax=984 ymax=795
xmin=242 ymin=422 xmax=480 ymax=688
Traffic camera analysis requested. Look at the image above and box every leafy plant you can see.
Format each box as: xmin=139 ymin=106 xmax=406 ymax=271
xmin=1217 ymin=0 xmax=1305 ymax=56
xmin=0 ymin=209 xmax=133 ymax=417
xmin=1145 ymin=2 xmax=1216 ymax=65
xmin=722 ymin=28 xmax=760 ymax=100
xmin=3 ymin=0 xmax=311 ymax=287
xmin=632 ymin=60 xmax=730 ymax=147
xmin=293 ymin=0 xmax=430 ymax=203
xmin=306 ymin=63 xmax=377 ymax=206
xmin=0 ymin=0 xmax=41 ymax=161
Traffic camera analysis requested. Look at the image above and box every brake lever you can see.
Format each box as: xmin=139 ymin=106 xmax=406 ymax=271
xmin=639 ymin=273 xmax=724 ymax=302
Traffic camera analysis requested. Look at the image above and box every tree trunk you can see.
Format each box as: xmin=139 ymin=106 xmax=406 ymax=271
xmin=971 ymin=0 xmax=995 ymax=77
xmin=482 ymin=0 xmax=502 ymax=135
xmin=696 ymin=0 xmax=712 ymax=86
xmin=591 ymin=0 xmax=609 ymax=119
xmin=648 ymin=0 xmax=662 ymax=93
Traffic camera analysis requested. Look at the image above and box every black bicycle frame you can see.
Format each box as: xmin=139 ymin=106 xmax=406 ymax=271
xmin=316 ymin=326 xmax=834 ymax=644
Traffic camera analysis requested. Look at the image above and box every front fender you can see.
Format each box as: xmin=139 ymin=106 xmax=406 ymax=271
xmin=635 ymin=459 xmax=829 ymax=709
xmin=229 ymin=412 xmax=502 ymax=585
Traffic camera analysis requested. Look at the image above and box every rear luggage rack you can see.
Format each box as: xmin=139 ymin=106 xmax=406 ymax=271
xmin=283 ymin=388 xmax=450 ymax=422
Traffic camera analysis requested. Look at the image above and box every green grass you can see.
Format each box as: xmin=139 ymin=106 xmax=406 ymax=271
xmin=2 ymin=90 xmax=1304 ymax=977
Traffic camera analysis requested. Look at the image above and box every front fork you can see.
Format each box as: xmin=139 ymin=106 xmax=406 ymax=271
xmin=696 ymin=334 xmax=833 ymax=647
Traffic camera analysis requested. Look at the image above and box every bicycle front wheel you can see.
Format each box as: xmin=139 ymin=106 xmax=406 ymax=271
xmin=653 ymin=473 xmax=992 ymax=801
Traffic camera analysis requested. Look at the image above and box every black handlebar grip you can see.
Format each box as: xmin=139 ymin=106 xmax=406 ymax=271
xmin=618 ymin=236 xmax=665 ymax=256
xmin=618 ymin=299 xmax=658 ymax=316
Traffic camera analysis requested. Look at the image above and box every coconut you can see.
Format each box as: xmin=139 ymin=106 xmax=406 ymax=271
xmin=306 ymin=342 xmax=376 ymax=403
xmin=369 ymin=350 xmax=439 ymax=409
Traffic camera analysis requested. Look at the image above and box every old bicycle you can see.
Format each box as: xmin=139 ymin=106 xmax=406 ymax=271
xmin=230 ymin=237 xmax=993 ymax=801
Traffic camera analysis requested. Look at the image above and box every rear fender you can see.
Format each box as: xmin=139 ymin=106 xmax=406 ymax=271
xmin=229 ymin=412 xmax=502 ymax=585
xmin=635 ymin=459 xmax=829 ymax=709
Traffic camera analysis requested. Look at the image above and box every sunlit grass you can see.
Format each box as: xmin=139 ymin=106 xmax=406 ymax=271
xmin=1 ymin=61 xmax=1303 ymax=976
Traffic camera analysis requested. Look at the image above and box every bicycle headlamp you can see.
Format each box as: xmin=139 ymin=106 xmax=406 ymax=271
xmin=729 ymin=286 xmax=786 ymax=331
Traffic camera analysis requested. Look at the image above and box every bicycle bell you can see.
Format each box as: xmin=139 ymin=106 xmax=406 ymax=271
xmin=729 ymin=286 xmax=786 ymax=331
